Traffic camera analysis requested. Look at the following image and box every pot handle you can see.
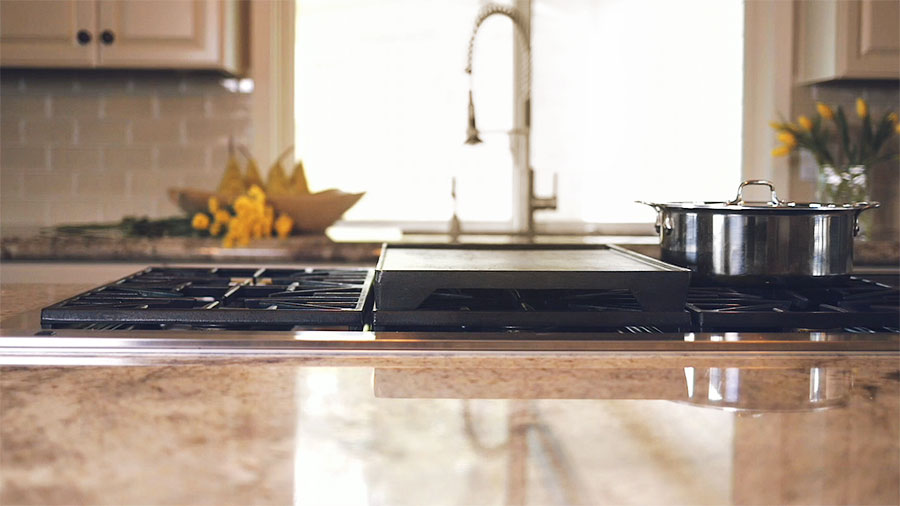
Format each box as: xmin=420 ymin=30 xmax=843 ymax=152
xmin=728 ymin=180 xmax=783 ymax=206
xmin=636 ymin=200 xmax=673 ymax=233
xmin=852 ymin=201 xmax=881 ymax=236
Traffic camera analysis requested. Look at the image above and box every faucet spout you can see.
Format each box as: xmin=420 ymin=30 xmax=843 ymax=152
xmin=463 ymin=2 xmax=557 ymax=236
xmin=464 ymin=3 xmax=531 ymax=147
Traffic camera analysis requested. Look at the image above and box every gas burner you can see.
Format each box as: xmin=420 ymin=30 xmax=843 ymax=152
xmin=42 ymin=267 xmax=373 ymax=330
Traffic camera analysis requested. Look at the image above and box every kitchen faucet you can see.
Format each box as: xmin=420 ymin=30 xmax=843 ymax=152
xmin=464 ymin=2 xmax=557 ymax=236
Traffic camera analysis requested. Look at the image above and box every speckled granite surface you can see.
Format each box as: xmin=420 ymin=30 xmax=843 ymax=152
xmin=1 ymin=356 xmax=897 ymax=505
xmin=0 ymin=232 xmax=382 ymax=263
xmin=2 ymin=231 xmax=897 ymax=266
xmin=0 ymin=284 xmax=92 ymax=321
xmin=1 ymin=284 xmax=899 ymax=505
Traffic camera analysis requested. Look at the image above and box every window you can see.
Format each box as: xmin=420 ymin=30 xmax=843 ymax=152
xmin=295 ymin=0 xmax=743 ymax=232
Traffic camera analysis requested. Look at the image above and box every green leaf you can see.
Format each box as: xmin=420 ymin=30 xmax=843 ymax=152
xmin=870 ymin=111 xmax=894 ymax=157
xmin=859 ymin=113 xmax=872 ymax=163
xmin=835 ymin=107 xmax=853 ymax=163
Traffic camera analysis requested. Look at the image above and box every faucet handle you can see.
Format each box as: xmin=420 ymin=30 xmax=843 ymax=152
xmin=531 ymin=171 xmax=558 ymax=211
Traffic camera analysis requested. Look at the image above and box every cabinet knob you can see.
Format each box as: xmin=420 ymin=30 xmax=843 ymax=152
xmin=101 ymin=30 xmax=115 ymax=45
xmin=76 ymin=30 xmax=92 ymax=45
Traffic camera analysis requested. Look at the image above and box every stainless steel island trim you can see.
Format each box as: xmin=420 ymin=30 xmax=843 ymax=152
xmin=1 ymin=329 xmax=897 ymax=357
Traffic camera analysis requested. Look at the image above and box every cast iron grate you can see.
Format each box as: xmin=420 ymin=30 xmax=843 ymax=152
xmin=42 ymin=267 xmax=374 ymax=329
xmin=687 ymin=278 xmax=899 ymax=330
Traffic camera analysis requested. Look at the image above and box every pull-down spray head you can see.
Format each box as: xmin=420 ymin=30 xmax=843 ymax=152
xmin=464 ymin=4 xmax=531 ymax=146
xmin=465 ymin=90 xmax=483 ymax=145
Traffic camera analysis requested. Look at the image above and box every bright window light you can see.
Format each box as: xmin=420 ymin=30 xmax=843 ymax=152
xmin=295 ymin=0 xmax=743 ymax=229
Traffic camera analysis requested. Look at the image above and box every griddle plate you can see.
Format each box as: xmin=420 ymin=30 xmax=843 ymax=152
xmin=375 ymin=244 xmax=692 ymax=312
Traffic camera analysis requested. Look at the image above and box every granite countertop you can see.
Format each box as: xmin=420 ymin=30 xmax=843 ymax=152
xmin=0 ymin=232 xmax=384 ymax=263
xmin=2 ymin=227 xmax=898 ymax=265
xmin=1 ymin=284 xmax=899 ymax=505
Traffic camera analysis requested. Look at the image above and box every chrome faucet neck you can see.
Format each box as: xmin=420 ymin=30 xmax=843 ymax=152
xmin=463 ymin=2 xmax=556 ymax=236
xmin=464 ymin=3 xmax=532 ymax=145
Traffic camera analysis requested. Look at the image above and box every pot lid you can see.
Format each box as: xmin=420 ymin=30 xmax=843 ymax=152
xmin=640 ymin=180 xmax=880 ymax=212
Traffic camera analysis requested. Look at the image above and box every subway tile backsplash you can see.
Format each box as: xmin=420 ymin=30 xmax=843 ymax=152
xmin=0 ymin=70 xmax=253 ymax=232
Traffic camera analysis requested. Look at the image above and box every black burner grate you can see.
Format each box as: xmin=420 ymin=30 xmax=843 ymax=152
xmin=42 ymin=267 xmax=374 ymax=329
xmin=687 ymin=278 xmax=899 ymax=331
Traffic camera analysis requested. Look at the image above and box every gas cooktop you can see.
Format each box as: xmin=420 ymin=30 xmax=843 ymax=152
xmin=38 ymin=265 xmax=899 ymax=335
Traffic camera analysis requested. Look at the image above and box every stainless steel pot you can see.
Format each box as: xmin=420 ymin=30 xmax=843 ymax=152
xmin=639 ymin=180 xmax=880 ymax=281
xmin=681 ymin=366 xmax=851 ymax=412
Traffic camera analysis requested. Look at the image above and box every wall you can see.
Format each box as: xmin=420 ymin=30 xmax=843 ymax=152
xmin=0 ymin=70 xmax=253 ymax=233
xmin=790 ymin=80 xmax=900 ymax=241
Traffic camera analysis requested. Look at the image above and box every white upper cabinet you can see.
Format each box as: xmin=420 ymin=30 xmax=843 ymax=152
xmin=0 ymin=0 xmax=96 ymax=66
xmin=797 ymin=0 xmax=900 ymax=83
xmin=0 ymin=0 xmax=245 ymax=75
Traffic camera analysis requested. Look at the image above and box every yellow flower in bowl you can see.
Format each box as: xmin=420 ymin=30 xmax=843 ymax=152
xmin=191 ymin=213 xmax=210 ymax=230
xmin=274 ymin=214 xmax=294 ymax=239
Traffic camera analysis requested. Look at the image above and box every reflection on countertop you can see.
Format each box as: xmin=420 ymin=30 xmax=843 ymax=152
xmin=1 ymin=355 xmax=897 ymax=505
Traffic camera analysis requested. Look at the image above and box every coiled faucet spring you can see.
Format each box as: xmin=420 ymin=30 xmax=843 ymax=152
xmin=465 ymin=3 xmax=533 ymax=145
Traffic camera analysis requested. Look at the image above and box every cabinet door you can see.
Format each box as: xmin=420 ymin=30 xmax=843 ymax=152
xmin=0 ymin=0 xmax=96 ymax=66
xmin=96 ymin=0 xmax=221 ymax=69
xmin=843 ymin=0 xmax=900 ymax=77
xmin=797 ymin=0 xmax=899 ymax=83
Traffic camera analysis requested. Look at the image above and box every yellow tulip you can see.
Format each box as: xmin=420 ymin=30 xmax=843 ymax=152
xmin=771 ymin=145 xmax=791 ymax=157
xmin=797 ymin=115 xmax=813 ymax=131
xmin=856 ymin=97 xmax=868 ymax=118
xmin=815 ymin=102 xmax=834 ymax=120
xmin=208 ymin=196 xmax=219 ymax=214
xmin=274 ymin=214 xmax=294 ymax=239
xmin=222 ymin=235 xmax=235 ymax=248
xmin=768 ymin=121 xmax=786 ymax=131
xmin=191 ymin=212 xmax=210 ymax=230
xmin=209 ymin=222 xmax=222 ymax=237
xmin=896 ymin=123 xmax=900 ymax=134
xmin=777 ymin=132 xmax=796 ymax=147
xmin=888 ymin=112 xmax=898 ymax=125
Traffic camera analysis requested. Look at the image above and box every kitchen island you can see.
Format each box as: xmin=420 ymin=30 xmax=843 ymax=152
xmin=1 ymin=283 xmax=898 ymax=505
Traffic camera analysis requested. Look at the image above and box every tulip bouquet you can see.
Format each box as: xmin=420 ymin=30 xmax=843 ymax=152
xmin=770 ymin=98 xmax=899 ymax=208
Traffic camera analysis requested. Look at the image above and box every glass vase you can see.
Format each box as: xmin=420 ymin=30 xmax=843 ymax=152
xmin=817 ymin=165 xmax=873 ymax=238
